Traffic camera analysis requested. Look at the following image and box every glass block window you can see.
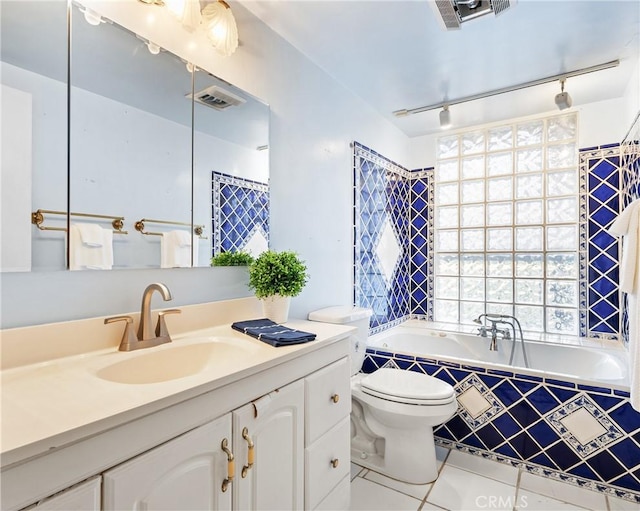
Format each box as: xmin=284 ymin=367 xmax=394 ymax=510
xmin=434 ymin=114 xmax=579 ymax=335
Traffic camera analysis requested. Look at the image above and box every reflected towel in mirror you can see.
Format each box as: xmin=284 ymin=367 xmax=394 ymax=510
xmin=161 ymin=230 xmax=198 ymax=268
xmin=69 ymin=223 xmax=113 ymax=270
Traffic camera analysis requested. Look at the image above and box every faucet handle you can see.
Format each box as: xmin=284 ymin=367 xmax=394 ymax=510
xmin=104 ymin=315 xmax=138 ymax=351
xmin=155 ymin=309 xmax=182 ymax=338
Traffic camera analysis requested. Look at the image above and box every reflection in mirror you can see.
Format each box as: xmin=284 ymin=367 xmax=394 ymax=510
xmin=1 ymin=0 xmax=68 ymax=272
xmin=193 ymin=68 xmax=270 ymax=267
xmin=69 ymin=3 xmax=193 ymax=270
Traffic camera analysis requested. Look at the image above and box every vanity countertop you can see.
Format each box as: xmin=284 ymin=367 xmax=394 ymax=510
xmin=1 ymin=319 xmax=353 ymax=468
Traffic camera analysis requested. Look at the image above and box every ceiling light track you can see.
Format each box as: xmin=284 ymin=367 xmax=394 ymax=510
xmin=393 ymin=59 xmax=619 ymax=117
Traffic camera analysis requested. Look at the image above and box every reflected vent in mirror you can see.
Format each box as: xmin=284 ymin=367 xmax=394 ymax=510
xmin=188 ymin=85 xmax=246 ymax=110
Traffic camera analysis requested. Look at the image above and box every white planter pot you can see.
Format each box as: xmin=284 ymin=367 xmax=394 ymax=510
xmin=261 ymin=295 xmax=291 ymax=324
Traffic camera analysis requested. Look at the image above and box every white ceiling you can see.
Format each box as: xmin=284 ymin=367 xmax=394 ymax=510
xmin=242 ymin=0 xmax=640 ymax=137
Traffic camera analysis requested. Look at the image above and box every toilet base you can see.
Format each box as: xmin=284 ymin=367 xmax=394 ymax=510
xmin=351 ymin=425 xmax=439 ymax=484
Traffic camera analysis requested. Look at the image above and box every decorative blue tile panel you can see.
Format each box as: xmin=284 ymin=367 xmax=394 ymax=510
xmin=409 ymin=169 xmax=433 ymax=318
xmin=353 ymin=142 xmax=412 ymax=329
xmin=211 ymin=171 xmax=269 ymax=256
xmin=580 ymin=145 xmax=622 ymax=339
xmin=362 ymin=348 xmax=640 ymax=503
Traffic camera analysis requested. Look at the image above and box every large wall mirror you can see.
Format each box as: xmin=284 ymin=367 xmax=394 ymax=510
xmin=0 ymin=0 xmax=269 ymax=272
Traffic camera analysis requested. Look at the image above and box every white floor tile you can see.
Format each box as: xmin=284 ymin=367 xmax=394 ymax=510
xmin=351 ymin=463 xmax=365 ymax=481
xmin=516 ymin=490 xmax=590 ymax=510
xmin=350 ymin=477 xmax=422 ymax=511
xmin=519 ymin=472 xmax=608 ymax=511
xmin=607 ymin=495 xmax=640 ymax=511
xmin=445 ymin=450 xmax=519 ymax=486
xmin=364 ymin=469 xmax=432 ymax=500
xmin=427 ymin=465 xmax=517 ymax=511
xmin=435 ymin=445 xmax=449 ymax=469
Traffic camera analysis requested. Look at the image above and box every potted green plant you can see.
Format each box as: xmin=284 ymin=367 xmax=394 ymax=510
xmin=248 ymin=250 xmax=308 ymax=323
xmin=210 ymin=250 xmax=255 ymax=267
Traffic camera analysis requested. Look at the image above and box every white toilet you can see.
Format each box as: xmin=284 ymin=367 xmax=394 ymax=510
xmin=308 ymin=306 xmax=458 ymax=485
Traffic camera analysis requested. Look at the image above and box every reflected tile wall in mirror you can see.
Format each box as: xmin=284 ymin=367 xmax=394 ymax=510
xmin=212 ymin=172 xmax=269 ymax=259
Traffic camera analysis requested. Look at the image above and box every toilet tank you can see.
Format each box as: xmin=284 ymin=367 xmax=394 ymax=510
xmin=308 ymin=306 xmax=372 ymax=375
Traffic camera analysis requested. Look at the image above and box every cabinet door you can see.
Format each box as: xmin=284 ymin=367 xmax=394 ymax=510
xmin=233 ymin=380 xmax=304 ymax=511
xmin=103 ymin=414 xmax=233 ymax=511
xmin=25 ymin=477 xmax=100 ymax=511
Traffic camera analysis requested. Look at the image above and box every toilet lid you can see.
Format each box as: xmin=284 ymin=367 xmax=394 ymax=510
xmin=361 ymin=368 xmax=455 ymax=404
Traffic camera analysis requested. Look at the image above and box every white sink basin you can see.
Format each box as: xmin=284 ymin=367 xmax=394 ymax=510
xmin=96 ymin=339 xmax=255 ymax=384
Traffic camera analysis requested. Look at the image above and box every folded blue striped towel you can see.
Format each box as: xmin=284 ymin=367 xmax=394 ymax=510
xmin=231 ymin=318 xmax=316 ymax=347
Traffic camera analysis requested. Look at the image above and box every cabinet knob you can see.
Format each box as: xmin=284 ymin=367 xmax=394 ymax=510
xmin=331 ymin=394 xmax=340 ymax=404
xmin=331 ymin=458 xmax=339 ymax=468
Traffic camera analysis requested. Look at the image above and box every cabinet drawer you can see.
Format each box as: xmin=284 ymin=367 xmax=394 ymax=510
xmin=305 ymin=357 xmax=350 ymax=445
xmin=313 ymin=474 xmax=350 ymax=511
xmin=305 ymin=417 xmax=350 ymax=510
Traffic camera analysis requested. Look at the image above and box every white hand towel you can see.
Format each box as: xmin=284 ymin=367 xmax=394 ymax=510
xmin=75 ymin=223 xmax=104 ymax=247
xmin=608 ymin=198 xmax=640 ymax=411
xmin=161 ymin=230 xmax=192 ymax=268
xmin=69 ymin=224 xmax=113 ymax=270
xmin=608 ymin=199 xmax=640 ymax=293
xmin=174 ymin=230 xmax=192 ymax=247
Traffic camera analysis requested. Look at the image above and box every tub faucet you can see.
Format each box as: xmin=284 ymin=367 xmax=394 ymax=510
xmin=473 ymin=313 xmax=529 ymax=366
xmin=473 ymin=314 xmax=511 ymax=351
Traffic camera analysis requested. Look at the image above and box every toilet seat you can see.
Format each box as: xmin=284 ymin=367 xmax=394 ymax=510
xmin=360 ymin=368 xmax=455 ymax=405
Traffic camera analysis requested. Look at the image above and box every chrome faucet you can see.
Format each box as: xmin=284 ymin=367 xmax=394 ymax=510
xmin=473 ymin=313 xmax=529 ymax=367
xmin=104 ymin=283 xmax=181 ymax=351
xmin=474 ymin=314 xmax=511 ymax=351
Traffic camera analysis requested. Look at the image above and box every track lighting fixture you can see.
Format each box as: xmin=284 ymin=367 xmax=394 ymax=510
xmin=555 ymin=78 xmax=572 ymax=110
xmin=392 ymin=60 xmax=617 ymax=121
xmin=439 ymin=105 xmax=452 ymax=130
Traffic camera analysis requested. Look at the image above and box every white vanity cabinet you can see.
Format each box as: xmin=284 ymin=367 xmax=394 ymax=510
xmin=304 ymin=357 xmax=352 ymax=510
xmin=4 ymin=325 xmax=352 ymax=511
xmin=103 ymin=380 xmax=305 ymax=511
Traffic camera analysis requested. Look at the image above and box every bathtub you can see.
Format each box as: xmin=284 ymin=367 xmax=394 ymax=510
xmin=367 ymin=322 xmax=629 ymax=386
xmin=362 ymin=320 xmax=640 ymax=502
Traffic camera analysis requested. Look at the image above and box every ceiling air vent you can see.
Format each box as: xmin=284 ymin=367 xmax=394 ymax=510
xmin=188 ymin=85 xmax=246 ymax=110
xmin=429 ymin=0 xmax=517 ymax=30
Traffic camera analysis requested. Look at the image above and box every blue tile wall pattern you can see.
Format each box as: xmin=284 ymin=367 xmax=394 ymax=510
xmin=409 ymin=169 xmax=434 ymax=319
xmin=580 ymin=145 xmax=622 ymax=339
xmin=353 ymin=142 xmax=412 ymax=330
xmin=211 ymin=171 xmax=269 ymax=256
xmin=362 ymin=350 xmax=640 ymax=503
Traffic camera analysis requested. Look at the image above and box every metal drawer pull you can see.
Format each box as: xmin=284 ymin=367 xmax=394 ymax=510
xmin=331 ymin=394 xmax=340 ymax=404
xmin=221 ymin=438 xmax=235 ymax=492
xmin=331 ymin=458 xmax=339 ymax=468
xmin=241 ymin=427 xmax=255 ymax=478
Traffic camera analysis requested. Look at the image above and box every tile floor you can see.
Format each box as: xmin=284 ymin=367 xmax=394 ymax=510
xmin=349 ymin=446 xmax=638 ymax=511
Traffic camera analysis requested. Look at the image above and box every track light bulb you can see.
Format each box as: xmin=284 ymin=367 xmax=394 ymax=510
xmin=439 ymin=106 xmax=452 ymax=130
xmin=555 ymin=79 xmax=572 ymax=110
